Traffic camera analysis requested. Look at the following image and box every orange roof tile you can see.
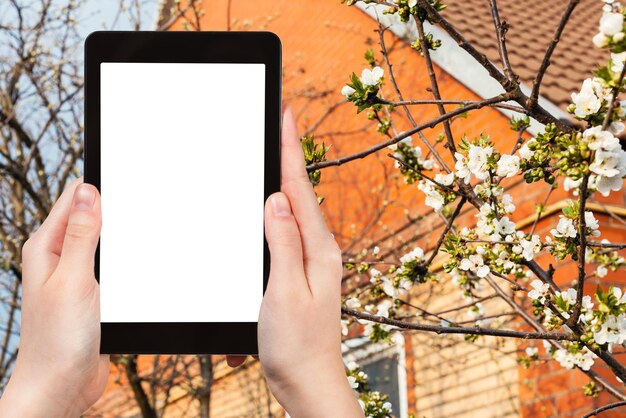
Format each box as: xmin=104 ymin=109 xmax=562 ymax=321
xmin=443 ymin=0 xmax=607 ymax=111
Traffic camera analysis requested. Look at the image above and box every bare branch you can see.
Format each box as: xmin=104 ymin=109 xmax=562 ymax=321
xmin=342 ymin=307 xmax=578 ymax=341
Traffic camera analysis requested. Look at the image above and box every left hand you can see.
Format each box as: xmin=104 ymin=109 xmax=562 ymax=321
xmin=0 ymin=178 xmax=109 ymax=417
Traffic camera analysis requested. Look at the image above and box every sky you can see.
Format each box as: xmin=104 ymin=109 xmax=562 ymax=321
xmin=78 ymin=0 xmax=161 ymax=36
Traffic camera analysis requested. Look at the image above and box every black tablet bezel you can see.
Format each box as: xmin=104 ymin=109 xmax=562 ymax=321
xmin=84 ymin=31 xmax=281 ymax=354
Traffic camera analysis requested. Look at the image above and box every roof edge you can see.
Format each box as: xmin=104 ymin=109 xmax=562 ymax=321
xmin=355 ymin=2 xmax=571 ymax=135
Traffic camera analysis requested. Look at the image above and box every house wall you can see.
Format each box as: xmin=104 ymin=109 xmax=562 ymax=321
xmin=87 ymin=0 xmax=626 ymax=417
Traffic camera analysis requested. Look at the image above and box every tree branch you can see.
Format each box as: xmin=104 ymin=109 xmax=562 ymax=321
xmin=342 ymin=307 xmax=578 ymax=341
xmin=307 ymin=93 xmax=513 ymax=172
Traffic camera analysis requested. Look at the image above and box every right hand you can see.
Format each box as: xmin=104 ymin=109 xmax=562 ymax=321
xmin=257 ymin=106 xmax=363 ymax=417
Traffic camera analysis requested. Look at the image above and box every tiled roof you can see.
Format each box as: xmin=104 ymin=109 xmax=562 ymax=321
xmin=442 ymin=0 xmax=607 ymax=111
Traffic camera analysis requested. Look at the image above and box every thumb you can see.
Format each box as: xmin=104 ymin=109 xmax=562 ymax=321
xmin=55 ymin=183 xmax=101 ymax=281
xmin=264 ymin=192 xmax=307 ymax=295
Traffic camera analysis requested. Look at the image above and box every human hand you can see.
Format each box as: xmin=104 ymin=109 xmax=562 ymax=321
xmin=257 ymin=107 xmax=363 ymax=417
xmin=0 ymin=179 xmax=109 ymax=417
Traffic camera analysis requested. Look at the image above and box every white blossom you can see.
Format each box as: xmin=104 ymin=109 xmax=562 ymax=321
xmin=551 ymin=217 xmax=577 ymax=239
xmin=576 ymin=349 xmax=598 ymax=371
xmin=400 ymin=247 xmax=424 ymax=263
xmin=596 ymin=265 xmax=609 ymax=277
xmin=580 ymin=295 xmax=595 ymax=324
xmin=600 ymin=12 xmax=624 ymax=36
xmin=346 ymin=297 xmax=361 ymax=309
xmin=542 ymin=339 xmax=554 ymax=352
xmin=370 ymin=267 xmax=382 ymax=283
xmin=612 ymin=287 xmax=626 ymax=304
xmin=493 ymin=217 xmax=516 ymax=240
xmin=593 ymin=32 xmax=610 ymax=48
xmin=555 ymin=347 xmax=597 ymax=371
xmin=381 ymin=276 xmax=398 ymax=298
xmin=580 ymin=125 xmax=626 ymax=197
xmin=459 ymin=254 xmax=490 ymax=278
xmin=434 ymin=172 xmax=455 ymax=186
xmin=555 ymin=349 xmax=575 ymax=369
xmin=584 ymin=126 xmax=620 ymax=151
xmin=520 ymin=235 xmax=542 ymax=261
xmin=501 ymin=194 xmax=516 ymax=213
xmin=346 ymin=361 xmax=359 ymax=371
xmin=563 ymin=177 xmax=582 ymax=193
xmin=593 ymin=314 xmax=626 ymax=345
xmin=468 ymin=302 xmax=485 ymax=319
xmin=386 ymin=136 xmax=412 ymax=150
xmin=496 ymin=154 xmax=520 ymax=178
xmin=418 ymin=180 xmax=445 ymax=211
xmin=528 ymin=279 xmax=550 ymax=303
xmin=399 ymin=277 xmax=412 ymax=291
xmin=454 ymin=152 xmax=472 ymax=184
xmin=585 ymin=211 xmax=601 ymax=236
xmin=382 ymin=402 xmax=393 ymax=413
xmin=519 ymin=140 xmax=536 ymax=159
xmin=525 ymin=347 xmax=539 ymax=357
xmin=571 ymin=78 xmax=604 ymax=118
xmin=466 ymin=145 xmax=493 ymax=180
xmin=360 ymin=66 xmax=384 ymax=86
xmin=341 ymin=85 xmax=356 ymax=97
xmin=558 ymin=287 xmax=578 ymax=305
xmin=376 ymin=300 xmax=393 ymax=318
xmin=341 ymin=319 xmax=349 ymax=336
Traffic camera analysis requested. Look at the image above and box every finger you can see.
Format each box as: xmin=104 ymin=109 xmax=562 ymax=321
xmin=264 ymin=192 xmax=308 ymax=296
xmin=280 ymin=106 xmax=333 ymax=244
xmin=21 ymin=177 xmax=83 ymax=287
xmin=280 ymin=107 xmax=342 ymax=296
xmin=51 ymin=183 xmax=101 ymax=286
xmin=226 ymin=355 xmax=247 ymax=368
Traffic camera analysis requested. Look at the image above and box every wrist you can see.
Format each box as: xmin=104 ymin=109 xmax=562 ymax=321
xmin=0 ymin=365 xmax=80 ymax=418
xmin=269 ymin=367 xmax=363 ymax=418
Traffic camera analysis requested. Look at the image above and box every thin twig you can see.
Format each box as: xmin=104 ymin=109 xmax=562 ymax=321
xmin=582 ymin=401 xmax=626 ymax=418
xmin=414 ymin=17 xmax=456 ymax=154
xmin=488 ymin=0 xmax=516 ymax=80
xmin=528 ymin=0 xmax=579 ymax=108
xmin=424 ymin=197 xmax=466 ymax=266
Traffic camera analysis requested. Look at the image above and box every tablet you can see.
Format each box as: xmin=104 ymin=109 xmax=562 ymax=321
xmin=84 ymin=31 xmax=281 ymax=354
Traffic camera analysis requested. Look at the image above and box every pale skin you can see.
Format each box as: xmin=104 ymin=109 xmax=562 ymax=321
xmin=0 ymin=107 xmax=363 ymax=417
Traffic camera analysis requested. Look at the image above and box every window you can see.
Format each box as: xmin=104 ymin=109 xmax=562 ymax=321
xmin=343 ymin=334 xmax=408 ymax=417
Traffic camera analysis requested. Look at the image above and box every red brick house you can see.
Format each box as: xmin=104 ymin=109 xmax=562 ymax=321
xmin=87 ymin=0 xmax=626 ymax=416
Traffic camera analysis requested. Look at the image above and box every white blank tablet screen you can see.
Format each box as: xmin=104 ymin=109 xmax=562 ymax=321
xmin=99 ymin=63 xmax=265 ymax=323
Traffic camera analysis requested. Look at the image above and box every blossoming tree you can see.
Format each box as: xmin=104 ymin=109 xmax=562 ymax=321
xmin=302 ymin=0 xmax=626 ymax=416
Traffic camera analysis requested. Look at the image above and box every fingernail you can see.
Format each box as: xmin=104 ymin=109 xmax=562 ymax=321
xmin=271 ymin=193 xmax=291 ymax=217
xmin=74 ymin=184 xmax=96 ymax=210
